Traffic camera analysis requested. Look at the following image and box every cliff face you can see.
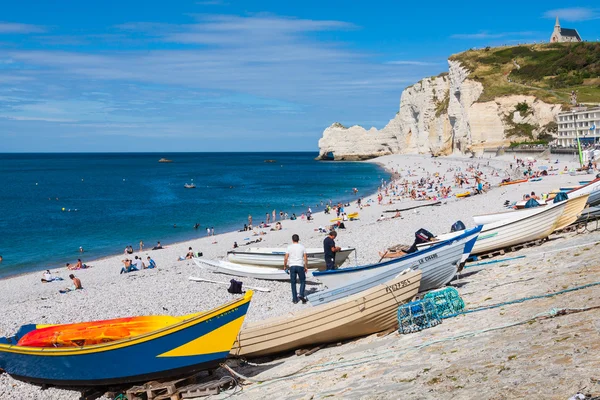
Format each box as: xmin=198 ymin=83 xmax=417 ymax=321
xmin=318 ymin=60 xmax=561 ymax=160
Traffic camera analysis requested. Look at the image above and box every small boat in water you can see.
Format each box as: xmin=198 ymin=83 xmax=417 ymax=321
xmin=184 ymin=183 xmax=196 ymax=189
xmin=227 ymin=247 xmax=355 ymax=269
xmin=230 ymin=271 xmax=421 ymax=358
xmin=0 ymin=292 xmax=253 ymax=386
xmin=158 ymin=158 xmax=173 ymax=163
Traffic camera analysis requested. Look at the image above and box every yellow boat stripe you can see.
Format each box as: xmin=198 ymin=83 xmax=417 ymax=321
xmin=157 ymin=316 xmax=246 ymax=357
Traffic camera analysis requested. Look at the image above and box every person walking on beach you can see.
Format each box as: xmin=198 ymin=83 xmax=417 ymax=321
xmin=323 ymin=231 xmax=341 ymax=270
xmin=283 ymin=234 xmax=308 ymax=304
xmin=206 ymin=227 xmax=211 ymax=237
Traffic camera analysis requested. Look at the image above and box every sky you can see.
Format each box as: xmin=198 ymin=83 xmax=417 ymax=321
xmin=1 ymin=1 xmax=600 ymax=152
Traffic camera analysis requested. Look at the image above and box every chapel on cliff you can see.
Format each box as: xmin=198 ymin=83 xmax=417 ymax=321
xmin=550 ymin=16 xmax=582 ymax=43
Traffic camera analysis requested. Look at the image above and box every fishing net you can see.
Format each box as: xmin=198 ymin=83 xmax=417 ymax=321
xmin=397 ymin=298 xmax=441 ymax=334
xmin=423 ymin=287 xmax=465 ymax=318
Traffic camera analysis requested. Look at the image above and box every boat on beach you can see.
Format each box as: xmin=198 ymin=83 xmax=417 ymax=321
xmin=230 ymin=271 xmax=421 ymax=358
xmin=227 ymin=247 xmax=355 ymax=269
xmin=308 ymin=226 xmax=481 ymax=306
xmin=0 ymin=292 xmax=253 ymax=386
xmin=499 ymin=178 xmax=528 ymax=186
xmin=437 ymin=199 xmax=567 ymax=255
xmin=311 ymin=226 xmax=481 ymax=292
xmin=193 ymin=258 xmax=319 ymax=282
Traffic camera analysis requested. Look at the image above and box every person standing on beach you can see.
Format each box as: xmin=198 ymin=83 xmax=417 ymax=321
xmin=323 ymin=231 xmax=341 ymax=270
xmin=283 ymin=234 xmax=308 ymax=304
xmin=206 ymin=227 xmax=211 ymax=237
xmin=248 ymin=214 xmax=253 ymax=230
xmin=272 ymin=209 xmax=276 ymax=222
xmin=211 ymin=227 xmax=215 ymax=236
xmin=266 ymin=213 xmax=270 ymax=224
xmin=139 ymin=240 xmax=144 ymax=252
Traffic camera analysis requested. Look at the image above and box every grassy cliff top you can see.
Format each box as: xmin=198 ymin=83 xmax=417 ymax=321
xmin=449 ymin=42 xmax=600 ymax=104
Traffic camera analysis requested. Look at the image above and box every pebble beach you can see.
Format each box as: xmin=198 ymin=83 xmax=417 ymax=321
xmin=1 ymin=152 xmax=598 ymax=400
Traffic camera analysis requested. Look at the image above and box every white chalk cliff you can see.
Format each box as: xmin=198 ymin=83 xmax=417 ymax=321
xmin=318 ymin=60 xmax=562 ymax=160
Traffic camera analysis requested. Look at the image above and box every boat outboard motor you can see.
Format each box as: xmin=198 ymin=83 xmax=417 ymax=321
xmin=406 ymin=228 xmax=436 ymax=254
xmin=450 ymin=220 xmax=466 ymax=232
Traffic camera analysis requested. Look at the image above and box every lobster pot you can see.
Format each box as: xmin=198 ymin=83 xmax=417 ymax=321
xmin=423 ymin=287 xmax=465 ymax=318
xmin=397 ymin=299 xmax=441 ymax=334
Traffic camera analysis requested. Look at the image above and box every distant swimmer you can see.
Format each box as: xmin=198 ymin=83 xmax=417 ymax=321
xmin=79 ymin=246 xmax=84 ymax=253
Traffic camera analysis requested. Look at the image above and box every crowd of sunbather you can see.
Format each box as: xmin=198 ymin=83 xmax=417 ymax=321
xmin=121 ymin=255 xmax=157 ymax=274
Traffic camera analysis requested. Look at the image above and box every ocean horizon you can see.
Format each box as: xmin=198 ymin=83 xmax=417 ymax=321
xmin=0 ymin=152 xmax=388 ymax=279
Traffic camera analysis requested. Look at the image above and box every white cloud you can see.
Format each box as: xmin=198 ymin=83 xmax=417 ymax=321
xmin=0 ymin=22 xmax=45 ymax=34
xmin=0 ymin=115 xmax=76 ymax=122
xmin=543 ymin=7 xmax=600 ymax=22
xmin=451 ymin=31 xmax=537 ymax=40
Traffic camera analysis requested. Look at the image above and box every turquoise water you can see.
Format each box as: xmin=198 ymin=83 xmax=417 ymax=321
xmin=0 ymin=153 xmax=387 ymax=278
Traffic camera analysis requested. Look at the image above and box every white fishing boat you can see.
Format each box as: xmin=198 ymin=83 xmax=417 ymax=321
xmin=473 ymin=194 xmax=588 ymax=231
xmin=437 ymin=199 xmax=567 ymax=255
xmin=227 ymin=247 xmax=355 ymax=269
xmin=230 ymin=270 xmax=421 ymax=358
xmin=184 ymin=183 xmax=196 ymax=189
xmin=193 ymin=258 xmax=319 ymax=282
xmin=311 ymin=226 xmax=481 ymax=293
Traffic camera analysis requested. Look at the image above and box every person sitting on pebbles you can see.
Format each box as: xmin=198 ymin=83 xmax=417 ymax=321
xmin=59 ymin=274 xmax=82 ymax=293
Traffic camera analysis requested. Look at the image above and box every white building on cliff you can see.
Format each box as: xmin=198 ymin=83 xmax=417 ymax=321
xmin=550 ymin=17 xmax=582 ymax=43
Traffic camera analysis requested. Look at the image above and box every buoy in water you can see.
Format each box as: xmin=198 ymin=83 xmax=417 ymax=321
xmin=62 ymin=208 xmax=65 ymax=211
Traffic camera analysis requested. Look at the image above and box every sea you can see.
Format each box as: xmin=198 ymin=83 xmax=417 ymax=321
xmin=0 ymin=152 xmax=388 ymax=278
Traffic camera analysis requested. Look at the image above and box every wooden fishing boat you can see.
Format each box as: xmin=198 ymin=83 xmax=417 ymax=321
xmin=308 ymin=227 xmax=481 ymax=306
xmin=553 ymin=193 xmax=589 ymax=231
xmin=499 ymin=178 xmax=528 ymax=187
xmin=0 ymin=292 xmax=253 ymax=386
xmin=193 ymin=258 xmax=319 ymax=282
xmin=230 ymin=271 xmax=421 ymax=358
xmin=312 ymin=226 xmax=481 ymax=291
xmin=227 ymin=247 xmax=355 ymax=269
xmin=437 ymin=200 xmax=567 ymax=255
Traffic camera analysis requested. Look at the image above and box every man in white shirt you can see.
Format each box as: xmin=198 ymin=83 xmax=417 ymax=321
xmin=283 ymin=234 xmax=308 ymax=304
xmin=133 ymin=256 xmax=145 ymax=270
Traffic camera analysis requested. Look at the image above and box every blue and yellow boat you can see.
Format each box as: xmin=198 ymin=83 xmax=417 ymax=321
xmin=0 ymin=291 xmax=252 ymax=386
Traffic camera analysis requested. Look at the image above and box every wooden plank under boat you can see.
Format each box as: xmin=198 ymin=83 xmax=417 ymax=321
xmin=193 ymin=258 xmax=319 ymax=282
xmin=0 ymin=292 xmax=253 ymax=386
xmin=227 ymin=247 xmax=355 ymax=269
xmin=230 ymin=271 xmax=421 ymax=358
xmin=309 ymin=227 xmax=480 ymax=306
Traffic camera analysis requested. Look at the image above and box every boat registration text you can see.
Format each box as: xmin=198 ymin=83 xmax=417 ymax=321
xmin=386 ymin=278 xmax=412 ymax=293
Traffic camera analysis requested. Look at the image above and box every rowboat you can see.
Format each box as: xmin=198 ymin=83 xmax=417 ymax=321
xmin=230 ymin=271 xmax=421 ymax=358
xmin=499 ymin=178 xmax=528 ymax=186
xmin=438 ymin=200 xmax=567 ymax=255
xmin=193 ymin=258 xmax=318 ymax=282
xmin=553 ymin=194 xmax=589 ymax=231
xmin=308 ymin=227 xmax=480 ymax=306
xmin=227 ymin=247 xmax=355 ymax=269
xmin=575 ymin=206 xmax=600 ymax=224
xmin=0 ymin=292 xmax=253 ymax=386
xmin=588 ymin=190 xmax=600 ymax=207
xmin=312 ymin=226 xmax=481 ymax=291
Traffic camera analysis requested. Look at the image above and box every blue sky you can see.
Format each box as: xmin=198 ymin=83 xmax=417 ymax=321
xmin=1 ymin=2 xmax=599 ymax=152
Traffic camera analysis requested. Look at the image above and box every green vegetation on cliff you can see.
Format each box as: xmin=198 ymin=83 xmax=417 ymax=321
xmin=450 ymin=42 xmax=600 ymax=104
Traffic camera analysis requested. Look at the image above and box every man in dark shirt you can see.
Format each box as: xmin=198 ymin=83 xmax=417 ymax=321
xmin=323 ymin=231 xmax=341 ymax=270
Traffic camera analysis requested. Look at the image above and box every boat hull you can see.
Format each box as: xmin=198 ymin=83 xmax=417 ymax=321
xmin=309 ymin=227 xmax=479 ymax=306
xmin=231 ymin=271 xmax=421 ymax=358
xmin=312 ymin=227 xmax=481 ymax=293
xmin=0 ymin=293 xmax=252 ymax=386
xmin=227 ymin=247 xmax=355 ymax=269
xmin=438 ymin=201 xmax=567 ymax=255
xmin=553 ymin=194 xmax=589 ymax=231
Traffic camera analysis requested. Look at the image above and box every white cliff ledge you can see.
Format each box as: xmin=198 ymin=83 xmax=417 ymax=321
xmin=318 ymin=60 xmax=561 ymax=160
